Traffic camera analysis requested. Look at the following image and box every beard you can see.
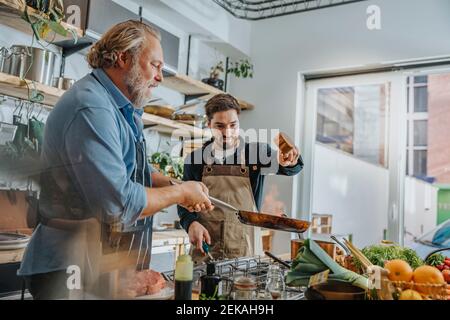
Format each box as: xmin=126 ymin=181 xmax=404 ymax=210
xmin=124 ymin=62 xmax=152 ymax=108
xmin=212 ymin=134 xmax=238 ymax=151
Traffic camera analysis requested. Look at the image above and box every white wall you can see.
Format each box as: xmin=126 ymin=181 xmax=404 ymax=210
xmin=231 ymin=0 xmax=450 ymax=254
xmin=154 ymin=0 xmax=252 ymax=57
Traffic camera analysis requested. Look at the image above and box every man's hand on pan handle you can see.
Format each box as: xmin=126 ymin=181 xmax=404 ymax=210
xmin=177 ymin=181 xmax=214 ymax=212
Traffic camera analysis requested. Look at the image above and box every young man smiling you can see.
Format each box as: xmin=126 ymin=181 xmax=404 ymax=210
xmin=178 ymin=94 xmax=304 ymax=263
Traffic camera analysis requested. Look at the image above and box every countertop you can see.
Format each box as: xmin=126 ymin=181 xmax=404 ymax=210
xmin=0 ymin=229 xmax=273 ymax=264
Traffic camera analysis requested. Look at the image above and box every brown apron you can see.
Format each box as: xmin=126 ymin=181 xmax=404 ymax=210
xmin=191 ymin=148 xmax=263 ymax=264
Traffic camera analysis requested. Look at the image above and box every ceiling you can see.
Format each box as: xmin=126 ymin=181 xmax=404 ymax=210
xmin=212 ymin=0 xmax=368 ymax=20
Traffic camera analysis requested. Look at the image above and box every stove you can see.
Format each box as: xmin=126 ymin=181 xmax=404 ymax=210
xmin=162 ymin=256 xmax=304 ymax=300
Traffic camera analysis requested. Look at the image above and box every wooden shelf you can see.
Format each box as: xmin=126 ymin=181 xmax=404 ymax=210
xmin=141 ymin=113 xmax=210 ymax=139
xmin=0 ymin=0 xmax=83 ymax=44
xmin=162 ymin=73 xmax=255 ymax=110
xmin=0 ymin=72 xmax=210 ymax=138
xmin=0 ymin=71 xmax=64 ymax=105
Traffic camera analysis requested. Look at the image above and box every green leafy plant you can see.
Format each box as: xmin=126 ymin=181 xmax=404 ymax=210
xmin=149 ymin=152 xmax=184 ymax=180
xmin=425 ymin=253 xmax=445 ymax=267
xmin=352 ymin=245 xmax=424 ymax=271
xmin=208 ymin=59 xmax=254 ymax=81
xmin=227 ymin=59 xmax=253 ymax=79
xmin=22 ymin=1 xmax=78 ymax=44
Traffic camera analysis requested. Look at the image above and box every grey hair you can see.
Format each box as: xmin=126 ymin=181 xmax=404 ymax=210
xmin=87 ymin=20 xmax=161 ymax=69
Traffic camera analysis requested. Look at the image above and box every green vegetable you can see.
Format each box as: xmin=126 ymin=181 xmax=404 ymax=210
xmin=286 ymin=239 xmax=369 ymax=290
xmin=353 ymin=245 xmax=424 ymax=270
xmin=425 ymin=253 xmax=445 ymax=267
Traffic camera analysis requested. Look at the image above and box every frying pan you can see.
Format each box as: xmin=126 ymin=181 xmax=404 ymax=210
xmin=209 ymin=196 xmax=310 ymax=234
xmin=170 ymin=179 xmax=310 ymax=234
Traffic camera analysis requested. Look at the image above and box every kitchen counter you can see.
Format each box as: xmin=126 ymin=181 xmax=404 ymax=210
xmin=0 ymin=229 xmax=273 ymax=265
xmin=152 ymin=229 xmax=189 ymax=246
xmin=0 ymin=248 xmax=24 ymax=265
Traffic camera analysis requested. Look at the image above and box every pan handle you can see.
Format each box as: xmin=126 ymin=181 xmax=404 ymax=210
xmin=170 ymin=179 xmax=238 ymax=213
xmin=208 ymin=196 xmax=238 ymax=212
xmin=264 ymin=251 xmax=292 ymax=268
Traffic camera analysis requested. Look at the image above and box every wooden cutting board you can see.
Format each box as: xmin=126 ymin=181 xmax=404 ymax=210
xmin=144 ymin=105 xmax=175 ymax=118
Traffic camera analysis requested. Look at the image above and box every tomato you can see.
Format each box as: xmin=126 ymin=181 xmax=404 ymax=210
xmin=442 ymin=269 xmax=450 ymax=283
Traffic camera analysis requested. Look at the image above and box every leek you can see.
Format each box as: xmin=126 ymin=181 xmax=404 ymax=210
xmin=286 ymin=239 xmax=369 ymax=290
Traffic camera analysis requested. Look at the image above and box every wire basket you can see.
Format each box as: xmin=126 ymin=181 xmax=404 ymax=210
xmin=375 ymin=279 xmax=448 ymax=300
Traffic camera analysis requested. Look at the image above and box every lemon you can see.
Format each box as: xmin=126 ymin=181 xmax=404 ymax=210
xmin=399 ymin=289 xmax=422 ymax=300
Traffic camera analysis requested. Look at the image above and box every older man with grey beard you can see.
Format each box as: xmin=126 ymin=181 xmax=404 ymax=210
xmin=18 ymin=20 xmax=213 ymax=299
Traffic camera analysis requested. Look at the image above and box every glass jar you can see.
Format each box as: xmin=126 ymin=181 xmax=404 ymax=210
xmin=232 ymin=276 xmax=257 ymax=300
xmin=265 ymin=264 xmax=285 ymax=300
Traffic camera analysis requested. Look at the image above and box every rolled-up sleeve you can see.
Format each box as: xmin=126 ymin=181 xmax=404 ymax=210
xmin=65 ymin=107 xmax=146 ymax=226
xmin=177 ymin=157 xmax=202 ymax=232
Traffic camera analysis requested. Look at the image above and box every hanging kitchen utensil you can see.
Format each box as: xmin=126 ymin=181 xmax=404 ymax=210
xmin=0 ymin=122 xmax=18 ymax=146
xmin=28 ymin=116 xmax=45 ymax=154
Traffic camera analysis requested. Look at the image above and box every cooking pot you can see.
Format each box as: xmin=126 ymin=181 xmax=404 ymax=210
xmin=52 ymin=77 xmax=75 ymax=90
xmin=0 ymin=45 xmax=57 ymax=86
xmin=305 ymin=280 xmax=366 ymax=300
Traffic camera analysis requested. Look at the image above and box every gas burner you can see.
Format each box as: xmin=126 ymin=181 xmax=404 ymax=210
xmin=162 ymin=256 xmax=304 ymax=300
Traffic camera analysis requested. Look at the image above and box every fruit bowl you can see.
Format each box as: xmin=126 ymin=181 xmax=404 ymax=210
xmin=377 ymin=279 xmax=448 ymax=300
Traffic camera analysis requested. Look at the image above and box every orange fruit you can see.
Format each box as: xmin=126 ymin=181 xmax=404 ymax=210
xmin=399 ymin=289 xmax=422 ymax=300
xmin=384 ymin=259 xmax=413 ymax=282
xmin=413 ymin=265 xmax=446 ymax=294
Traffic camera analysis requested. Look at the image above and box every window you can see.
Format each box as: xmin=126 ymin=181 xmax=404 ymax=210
xmin=413 ymin=120 xmax=428 ymax=146
xmin=406 ymin=76 xmax=428 ymax=178
xmin=315 ymin=84 xmax=388 ymax=166
xmin=413 ymin=150 xmax=427 ymax=177
xmin=414 ymin=86 xmax=428 ymax=112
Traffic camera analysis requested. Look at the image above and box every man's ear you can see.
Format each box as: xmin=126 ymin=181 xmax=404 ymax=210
xmin=116 ymin=51 xmax=129 ymax=69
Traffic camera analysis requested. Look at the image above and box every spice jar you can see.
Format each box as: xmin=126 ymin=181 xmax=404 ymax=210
xmin=265 ymin=264 xmax=285 ymax=300
xmin=232 ymin=276 xmax=257 ymax=300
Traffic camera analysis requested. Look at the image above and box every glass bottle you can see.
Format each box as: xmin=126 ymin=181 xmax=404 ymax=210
xmin=265 ymin=264 xmax=285 ymax=300
xmin=174 ymin=254 xmax=193 ymax=300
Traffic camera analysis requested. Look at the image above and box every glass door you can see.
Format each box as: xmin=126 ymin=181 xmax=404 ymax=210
xmin=403 ymin=67 xmax=450 ymax=258
xmin=299 ymin=72 xmax=407 ymax=247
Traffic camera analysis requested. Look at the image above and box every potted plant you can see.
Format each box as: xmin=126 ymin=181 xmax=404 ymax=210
xmin=149 ymin=152 xmax=184 ymax=180
xmin=227 ymin=59 xmax=254 ymax=79
xmin=22 ymin=0 xmax=78 ymax=43
xmin=202 ymin=61 xmax=225 ymax=90
xmin=202 ymin=59 xmax=254 ymax=91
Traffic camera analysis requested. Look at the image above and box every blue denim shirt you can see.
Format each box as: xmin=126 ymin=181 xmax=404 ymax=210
xmin=18 ymin=68 xmax=151 ymax=276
